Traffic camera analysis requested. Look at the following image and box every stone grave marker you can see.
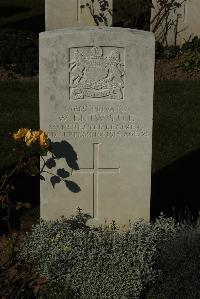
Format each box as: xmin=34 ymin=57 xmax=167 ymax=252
xmin=45 ymin=0 xmax=113 ymax=30
xmin=40 ymin=27 xmax=155 ymax=226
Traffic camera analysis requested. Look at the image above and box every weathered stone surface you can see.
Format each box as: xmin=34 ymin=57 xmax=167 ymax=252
xmin=40 ymin=27 xmax=155 ymax=226
xmin=45 ymin=0 xmax=113 ymax=30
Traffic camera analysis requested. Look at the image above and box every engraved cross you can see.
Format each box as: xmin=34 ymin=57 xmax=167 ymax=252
xmin=72 ymin=143 xmax=120 ymax=218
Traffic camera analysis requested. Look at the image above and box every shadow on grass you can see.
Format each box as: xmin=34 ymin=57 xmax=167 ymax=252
xmin=1 ymin=14 xmax=45 ymax=33
xmin=0 ymin=6 xmax=30 ymax=18
xmin=151 ymin=148 xmax=200 ymax=224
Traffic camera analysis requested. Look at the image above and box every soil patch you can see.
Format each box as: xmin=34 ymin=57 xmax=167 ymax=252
xmin=155 ymin=58 xmax=200 ymax=80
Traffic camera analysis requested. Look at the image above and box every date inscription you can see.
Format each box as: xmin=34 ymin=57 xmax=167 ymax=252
xmin=48 ymin=105 xmax=149 ymax=139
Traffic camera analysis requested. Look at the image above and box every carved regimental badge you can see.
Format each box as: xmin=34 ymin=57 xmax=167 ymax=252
xmin=69 ymin=47 xmax=125 ymax=100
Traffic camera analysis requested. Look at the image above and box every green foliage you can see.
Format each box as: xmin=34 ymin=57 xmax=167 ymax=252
xmin=147 ymin=223 xmax=200 ymax=298
xmin=181 ymin=36 xmax=200 ymax=52
xmin=176 ymin=51 xmax=200 ymax=71
xmin=0 ymin=29 xmax=38 ymax=76
xmin=156 ymin=36 xmax=200 ymax=71
xmin=19 ymin=212 xmax=178 ymax=299
xmin=176 ymin=36 xmax=200 ymax=70
xmin=155 ymin=41 xmax=181 ymax=59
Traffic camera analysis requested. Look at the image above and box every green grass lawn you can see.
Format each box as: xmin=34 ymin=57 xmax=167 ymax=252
xmin=0 ymin=81 xmax=39 ymax=170
xmin=153 ymin=80 xmax=200 ymax=171
xmin=0 ymin=0 xmax=45 ymax=32
xmin=0 ymin=80 xmax=199 ymax=172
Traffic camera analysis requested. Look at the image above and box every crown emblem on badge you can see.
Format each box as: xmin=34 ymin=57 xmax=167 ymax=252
xmin=69 ymin=47 xmax=125 ymax=100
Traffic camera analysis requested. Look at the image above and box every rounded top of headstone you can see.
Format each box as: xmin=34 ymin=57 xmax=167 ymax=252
xmin=40 ymin=26 xmax=155 ymax=40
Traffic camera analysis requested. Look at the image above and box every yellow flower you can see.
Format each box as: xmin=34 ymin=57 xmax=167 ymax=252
xmin=24 ymin=130 xmax=33 ymax=146
xmin=39 ymin=130 xmax=49 ymax=149
xmin=13 ymin=128 xmax=49 ymax=149
xmin=27 ymin=131 xmax=40 ymax=145
xmin=13 ymin=128 xmax=29 ymax=141
xmin=31 ymin=131 xmax=40 ymax=142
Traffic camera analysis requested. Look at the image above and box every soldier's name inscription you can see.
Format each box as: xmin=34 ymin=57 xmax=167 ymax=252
xmin=69 ymin=46 xmax=125 ymax=100
xmin=48 ymin=104 xmax=149 ymax=139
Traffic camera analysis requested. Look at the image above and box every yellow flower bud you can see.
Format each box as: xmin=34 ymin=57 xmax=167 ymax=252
xmin=25 ymin=130 xmax=33 ymax=146
xmin=13 ymin=128 xmax=29 ymax=141
xmin=39 ymin=130 xmax=49 ymax=149
xmin=12 ymin=128 xmax=49 ymax=149
xmin=31 ymin=131 xmax=40 ymax=142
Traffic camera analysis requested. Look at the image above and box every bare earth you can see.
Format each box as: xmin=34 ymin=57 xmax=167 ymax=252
xmin=155 ymin=58 xmax=200 ymax=80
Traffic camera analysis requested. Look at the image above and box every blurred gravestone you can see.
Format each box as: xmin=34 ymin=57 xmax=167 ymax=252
xmin=151 ymin=0 xmax=200 ymax=45
xmin=45 ymin=0 xmax=113 ymax=30
xmin=39 ymin=27 xmax=155 ymax=226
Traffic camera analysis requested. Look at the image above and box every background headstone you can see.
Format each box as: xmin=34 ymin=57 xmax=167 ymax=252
xmin=151 ymin=0 xmax=200 ymax=45
xmin=40 ymin=27 xmax=155 ymax=226
xmin=45 ymin=0 xmax=113 ymax=30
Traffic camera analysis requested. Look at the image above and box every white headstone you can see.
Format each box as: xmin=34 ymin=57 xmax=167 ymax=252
xmin=45 ymin=0 xmax=113 ymax=30
xmin=40 ymin=27 xmax=155 ymax=226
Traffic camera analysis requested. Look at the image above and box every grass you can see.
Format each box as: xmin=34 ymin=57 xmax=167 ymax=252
xmin=153 ymin=80 xmax=200 ymax=171
xmin=0 ymin=80 xmax=199 ymax=172
xmin=0 ymin=0 xmax=45 ymax=33
xmin=0 ymin=81 xmax=39 ymax=170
